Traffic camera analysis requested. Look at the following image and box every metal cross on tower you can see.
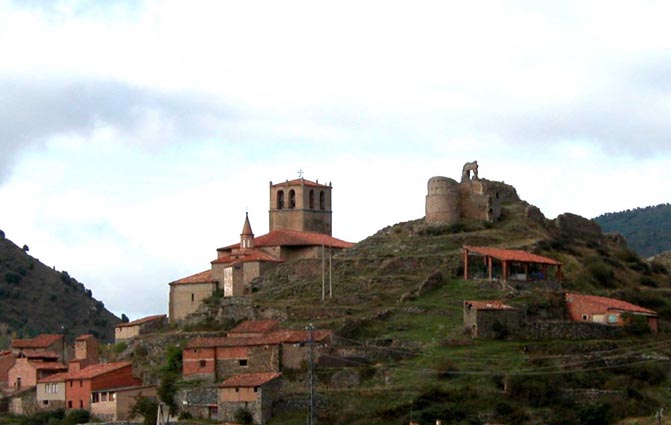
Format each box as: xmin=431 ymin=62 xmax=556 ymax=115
xmin=297 ymin=169 xmax=304 ymax=178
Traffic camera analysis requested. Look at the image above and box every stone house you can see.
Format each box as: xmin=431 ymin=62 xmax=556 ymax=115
xmin=7 ymin=355 xmax=67 ymax=390
xmin=265 ymin=330 xmax=333 ymax=369
xmin=168 ymin=177 xmax=353 ymax=324
xmin=63 ymin=362 xmax=141 ymax=410
xmin=565 ymin=293 xmax=659 ymax=333
xmin=36 ymin=371 xmax=67 ymax=410
xmin=183 ymin=336 xmax=281 ymax=383
xmin=463 ymin=300 xmax=521 ymax=339
xmin=11 ymin=334 xmax=72 ymax=363
xmin=114 ymin=314 xmax=167 ymax=343
xmin=218 ymin=372 xmax=282 ymax=425
xmin=8 ymin=387 xmax=38 ymax=415
xmin=90 ymin=384 xmax=157 ymax=421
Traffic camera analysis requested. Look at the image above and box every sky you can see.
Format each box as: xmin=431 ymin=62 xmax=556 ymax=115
xmin=1 ymin=0 xmax=670 ymax=320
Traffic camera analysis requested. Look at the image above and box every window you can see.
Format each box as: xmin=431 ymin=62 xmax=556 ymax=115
xmin=68 ymin=401 xmax=73 ymax=409
xmin=101 ymin=392 xmax=108 ymax=402
xmin=253 ymin=387 xmax=258 ymax=393
xmin=309 ymin=190 xmax=315 ymax=209
xmin=235 ymin=388 xmax=239 ymax=392
xmin=277 ymin=190 xmax=284 ymax=209
xmin=289 ymin=190 xmax=296 ymax=209
xmin=79 ymin=400 xmax=83 ymax=409
xmin=191 ymin=293 xmax=195 ymax=302
xmin=239 ymin=359 xmax=248 ymax=367
xmin=70 ymin=381 xmax=73 ymax=387
xmin=110 ymin=392 xmax=116 ymax=401
xmin=608 ymin=314 xmax=618 ymax=323
xmin=582 ymin=314 xmax=588 ymax=321
xmin=319 ymin=191 xmax=325 ymax=210
xmin=80 ymin=380 xmax=83 ymax=387
xmin=92 ymin=393 xmax=100 ymax=403
xmin=42 ymin=400 xmax=49 ymax=406
xmin=200 ymin=360 xmax=207 ymax=368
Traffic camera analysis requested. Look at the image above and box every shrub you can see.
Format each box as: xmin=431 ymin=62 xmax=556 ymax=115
xmin=4 ymin=271 xmax=22 ymax=285
xmin=651 ymin=261 xmax=668 ymax=275
xmin=234 ymin=407 xmax=253 ymax=424
xmin=63 ymin=409 xmax=91 ymax=425
xmin=130 ymin=396 xmax=158 ymax=425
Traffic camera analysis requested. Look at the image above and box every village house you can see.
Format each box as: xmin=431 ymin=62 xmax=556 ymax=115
xmin=36 ymin=371 xmax=67 ymax=410
xmin=463 ymin=300 xmax=521 ymax=339
xmin=7 ymin=354 xmax=66 ymax=391
xmin=463 ymin=245 xmax=562 ymax=283
xmin=183 ymin=327 xmax=333 ymax=382
xmin=63 ymin=362 xmax=141 ymax=410
xmin=217 ymin=372 xmax=282 ymax=425
xmin=90 ymin=384 xmax=157 ymax=421
xmin=10 ymin=334 xmax=72 ymax=363
xmin=168 ymin=177 xmax=353 ymax=324
xmin=114 ymin=314 xmax=167 ymax=343
xmin=565 ymin=293 xmax=659 ymax=333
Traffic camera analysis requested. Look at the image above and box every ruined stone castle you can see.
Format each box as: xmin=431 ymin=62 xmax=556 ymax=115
xmin=425 ymin=161 xmax=517 ymax=225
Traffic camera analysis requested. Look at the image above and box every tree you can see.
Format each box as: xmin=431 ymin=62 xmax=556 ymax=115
xmin=130 ymin=396 xmax=159 ymax=425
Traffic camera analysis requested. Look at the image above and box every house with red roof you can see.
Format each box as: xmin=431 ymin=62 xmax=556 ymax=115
xmin=11 ymin=334 xmax=72 ymax=363
xmin=463 ymin=300 xmax=522 ymax=339
xmin=169 ymin=177 xmax=353 ymax=323
xmin=565 ymin=293 xmax=659 ymax=333
xmin=114 ymin=314 xmax=167 ymax=343
xmin=217 ymin=372 xmax=282 ymax=424
xmin=63 ymin=362 xmax=141 ymax=410
xmin=90 ymin=384 xmax=157 ymax=421
xmin=463 ymin=245 xmax=562 ymax=282
xmin=8 ymin=356 xmax=67 ymax=391
xmin=183 ymin=326 xmax=333 ymax=382
xmin=227 ymin=320 xmax=280 ymax=338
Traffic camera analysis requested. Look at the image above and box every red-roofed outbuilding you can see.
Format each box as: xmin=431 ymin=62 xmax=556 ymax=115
xmin=218 ymin=372 xmax=282 ymax=424
xmin=463 ymin=245 xmax=562 ymax=282
xmin=565 ymin=293 xmax=659 ymax=333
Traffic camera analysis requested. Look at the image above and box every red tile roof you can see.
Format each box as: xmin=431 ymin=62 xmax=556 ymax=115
xmin=11 ymin=334 xmax=63 ymax=349
xmin=170 ymin=270 xmax=217 ymax=286
xmin=272 ymin=178 xmax=329 ymax=188
xmin=38 ymin=371 xmax=69 ymax=383
xmin=75 ymin=334 xmax=96 ymax=342
xmin=263 ymin=330 xmax=333 ymax=344
xmin=30 ymin=361 xmax=67 ymax=371
xmin=464 ymin=246 xmax=561 ymax=266
xmin=20 ymin=350 xmax=59 ymax=359
xmin=229 ymin=320 xmax=280 ymax=335
xmin=64 ymin=362 xmax=132 ymax=380
xmin=220 ymin=230 xmax=353 ymax=251
xmin=464 ymin=300 xmax=515 ymax=311
xmin=219 ymin=372 xmax=282 ymax=388
xmin=565 ymin=293 xmax=657 ymax=316
xmin=211 ymin=249 xmax=283 ymax=265
xmin=115 ymin=314 xmax=167 ymax=329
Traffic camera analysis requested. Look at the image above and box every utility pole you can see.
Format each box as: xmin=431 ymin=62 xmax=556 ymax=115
xmin=307 ymin=324 xmax=316 ymax=425
xmin=328 ymin=247 xmax=332 ymax=299
xmin=321 ymin=244 xmax=325 ymax=301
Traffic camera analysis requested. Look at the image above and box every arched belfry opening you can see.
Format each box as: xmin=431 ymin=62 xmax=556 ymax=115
xmin=309 ymin=189 xmax=315 ymax=209
xmin=277 ymin=190 xmax=284 ymax=210
xmin=289 ymin=190 xmax=296 ymax=209
xmin=319 ymin=191 xmax=325 ymax=210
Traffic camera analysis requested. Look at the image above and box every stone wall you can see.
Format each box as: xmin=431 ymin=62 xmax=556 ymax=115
xmin=169 ymin=282 xmax=218 ymax=324
xmin=523 ymin=321 xmax=621 ymax=340
xmin=184 ymin=296 xmax=257 ymax=326
xmin=469 ymin=309 xmax=523 ymax=339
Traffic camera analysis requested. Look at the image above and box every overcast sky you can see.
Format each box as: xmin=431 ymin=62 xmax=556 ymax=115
xmin=1 ymin=0 xmax=670 ymax=320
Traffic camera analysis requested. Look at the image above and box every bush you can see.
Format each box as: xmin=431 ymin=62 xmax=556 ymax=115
xmin=4 ymin=271 xmax=22 ymax=285
xmin=130 ymin=396 xmax=158 ymax=425
xmin=62 ymin=409 xmax=90 ymax=425
xmin=234 ymin=407 xmax=253 ymax=424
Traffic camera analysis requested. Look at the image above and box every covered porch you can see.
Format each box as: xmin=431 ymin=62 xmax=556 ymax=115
xmin=463 ymin=245 xmax=562 ymax=282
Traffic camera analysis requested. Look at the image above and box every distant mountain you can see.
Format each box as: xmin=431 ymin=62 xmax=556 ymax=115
xmin=0 ymin=229 xmax=120 ymax=347
xmin=594 ymin=204 xmax=671 ymax=257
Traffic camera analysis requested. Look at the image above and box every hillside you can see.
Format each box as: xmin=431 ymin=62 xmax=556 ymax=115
xmin=594 ymin=203 xmax=671 ymax=257
xmin=0 ymin=229 xmax=120 ymax=346
xmin=180 ymin=194 xmax=671 ymax=424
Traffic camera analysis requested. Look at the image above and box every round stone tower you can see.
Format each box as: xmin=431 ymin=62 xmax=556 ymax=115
xmin=425 ymin=176 xmax=460 ymax=225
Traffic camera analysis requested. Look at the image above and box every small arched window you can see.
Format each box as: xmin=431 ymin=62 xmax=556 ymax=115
xmin=319 ymin=191 xmax=325 ymax=210
xmin=289 ymin=189 xmax=296 ymax=209
xmin=277 ymin=190 xmax=284 ymax=210
xmin=309 ymin=190 xmax=315 ymax=209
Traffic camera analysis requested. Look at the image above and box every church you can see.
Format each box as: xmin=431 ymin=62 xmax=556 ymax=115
xmin=168 ymin=177 xmax=353 ymax=323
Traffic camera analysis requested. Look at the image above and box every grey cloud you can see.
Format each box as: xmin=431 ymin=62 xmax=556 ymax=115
xmin=0 ymin=78 xmax=237 ymax=182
